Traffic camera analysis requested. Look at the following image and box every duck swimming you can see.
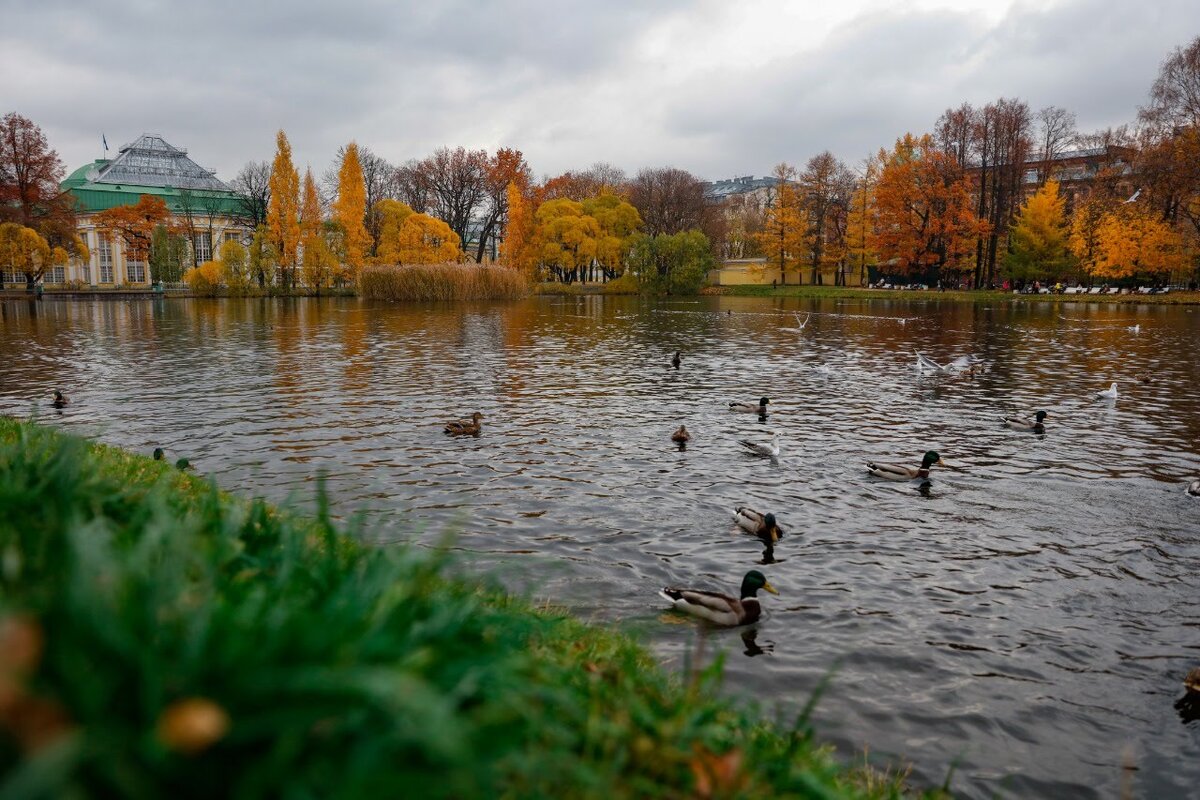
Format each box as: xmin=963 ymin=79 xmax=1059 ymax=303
xmin=730 ymin=397 xmax=769 ymax=414
xmin=867 ymin=450 xmax=945 ymax=481
xmin=444 ymin=412 xmax=484 ymax=436
xmin=1186 ymin=480 xmax=1200 ymax=497
xmin=733 ymin=507 xmax=784 ymax=543
xmin=1002 ymin=410 xmax=1048 ymax=432
xmin=52 ymin=390 xmax=68 ymax=408
xmin=671 ymin=351 xmax=681 ymax=369
xmin=660 ymin=570 xmax=778 ymax=626
xmin=671 ymin=425 xmax=690 ymax=443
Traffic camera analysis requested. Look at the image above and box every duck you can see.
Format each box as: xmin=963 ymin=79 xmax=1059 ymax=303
xmin=729 ymin=397 xmax=769 ymax=414
xmin=739 ymin=432 xmax=780 ymax=458
xmin=1186 ymin=667 xmax=1200 ymax=693
xmin=671 ymin=351 xmax=681 ymax=369
xmin=733 ymin=507 xmax=784 ymax=543
xmin=660 ymin=570 xmax=778 ymax=627
xmin=174 ymin=458 xmax=193 ymax=471
xmin=51 ymin=390 xmax=68 ymax=408
xmin=867 ymin=450 xmax=945 ymax=481
xmin=1186 ymin=480 xmax=1200 ymax=497
xmin=153 ymin=448 xmax=165 ymax=461
xmin=671 ymin=425 xmax=690 ymax=444
xmin=1095 ymin=383 xmax=1118 ymax=401
xmin=1135 ymin=372 xmax=1152 ymax=384
xmin=1002 ymin=410 xmax=1048 ymax=432
xmin=444 ymin=411 xmax=484 ymax=436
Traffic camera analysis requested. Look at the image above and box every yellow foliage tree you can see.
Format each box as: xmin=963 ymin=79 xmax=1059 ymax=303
xmin=0 ymin=222 xmax=52 ymax=286
xmin=500 ymin=182 xmax=536 ymax=276
xmin=1090 ymin=205 xmax=1184 ymax=280
xmin=1005 ymin=179 xmax=1074 ymax=281
xmin=332 ymin=142 xmax=370 ymax=277
xmin=219 ymin=240 xmax=249 ymax=291
xmin=300 ymin=168 xmax=322 ymax=241
xmin=301 ymin=230 xmax=339 ymax=294
xmin=582 ymin=192 xmax=642 ymax=279
xmin=373 ymin=199 xmax=415 ymax=264
xmin=844 ymin=162 xmax=877 ymax=286
xmin=267 ymin=130 xmax=300 ymax=287
xmin=754 ymin=164 xmax=810 ymax=284
xmin=184 ymin=260 xmax=223 ymax=296
xmin=532 ymin=199 xmax=600 ymax=283
xmin=392 ymin=214 xmax=461 ymax=264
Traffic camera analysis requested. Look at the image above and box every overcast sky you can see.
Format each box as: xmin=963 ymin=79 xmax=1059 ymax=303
xmin=1 ymin=0 xmax=1195 ymax=184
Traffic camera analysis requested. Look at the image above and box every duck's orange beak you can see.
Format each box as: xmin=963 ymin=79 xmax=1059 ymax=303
xmin=762 ymin=581 xmax=779 ymax=595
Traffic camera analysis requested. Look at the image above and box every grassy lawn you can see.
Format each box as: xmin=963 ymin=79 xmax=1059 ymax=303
xmin=0 ymin=417 xmax=939 ymax=799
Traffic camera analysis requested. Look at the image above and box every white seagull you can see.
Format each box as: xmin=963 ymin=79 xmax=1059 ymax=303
xmin=916 ymin=351 xmax=974 ymax=374
xmin=1095 ymin=383 xmax=1119 ymax=401
xmin=739 ymin=432 xmax=781 ymax=458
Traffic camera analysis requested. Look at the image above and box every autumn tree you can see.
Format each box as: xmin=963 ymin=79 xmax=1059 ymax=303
xmin=231 ymin=160 xmax=272 ymax=229
xmin=300 ymin=168 xmax=322 ymax=241
xmin=582 ymin=192 xmax=642 ymax=280
xmin=871 ymin=134 xmax=982 ymax=281
xmin=373 ymin=199 xmax=415 ymax=264
xmin=149 ymin=224 xmax=189 ymax=284
xmin=331 ymin=142 xmax=370 ymax=276
xmin=541 ymin=163 xmax=628 ymax=202
xmin=95 ymin=194 xmax=172 ymax=281
xmin=1035 ymin=106 xmax=1078 ymax=184
xmin=1005 ymin=179 xmax=1075 ymax=281
xmin=391 ymin=214 xmax=461 ymax=264
xmin=844 ymin=159 xmax=878 ymax=286
xmin=301 ymin=225 xmax=339 ymax=294
xmin=500 ymin=181 xmax=536 ymax=276
xmin=400 ymin=147 xmax=487 ymax=253
xmin=267 ymin=130 xmax=301 ymax=287
xmin=1084 ymin=204 xmax=1184 ymax=281
xmin=0 ymin=113 xmax=65 ymax=227
xmin=532 ymin=198 xmax=600 ymax=283
xmin=0 ymin=223 xmax=54 ymax=288
xmin=219 ymin=239 xmax=250 ymax=292
xmin=754 ymin=163 xmax=809 ymax=284
xmin=321 ymin=144 xmax=395 ymax=255
xmin=799 ymin=152 xmax=854 ymax=284
xmin=628 ymin=230 xmax=714 ymax=294
xmin=248 ymin=225 xmax=278 ymax=288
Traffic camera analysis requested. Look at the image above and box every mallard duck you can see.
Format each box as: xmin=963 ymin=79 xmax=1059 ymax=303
xmin=671 ymin=425 xmax=690 ymax=443
xmin=1186 ymin=667 xmax=1200 ymax=693
xmin=1095 ymin=383 xmax=1118 ymax=401
xmin=153 ymin=448 xmax=165 ymax=461
xmin=729 ymin=397 xmax=769 ymax=413
xmin=739 ymin=432 xmax=780 ymax=458
xmin=1135 ymin=372 xmax=1152 ymax=384
xmin=867 ymin=450 xmax=944 ymax=480
xmin=733 ymin=507 xmax=784 ymax=543
xmin=174 ymin=458 xmax=193 ymax=471
xmin=1186 ymin=480 xmax=1200 ymax=497
xmin=1002 ymin=410 xmax=1048 ymax=432
xmin=660 ymin=570 xmax=778 ymax=626
xmin=51 ymin=390 xmax=68 ymax=408
xmin=444 ymin=411 xmax=484 ymax=436
xmin=671 ymin=351 xmax=681 ymax=369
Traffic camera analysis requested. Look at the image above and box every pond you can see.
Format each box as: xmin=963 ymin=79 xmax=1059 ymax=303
xmin=2 ymin=294 xmax=1198 ymax=798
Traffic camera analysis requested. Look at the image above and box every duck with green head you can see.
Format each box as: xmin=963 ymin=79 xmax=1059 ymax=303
xmin=733 ymin=507 xmax=784 ymax=543
xmin=867 ymin=450 xmax=945 ymax=481
xmin=729 ymin=397 xmax=769 ymax=414
xmin=52 ymin=390 xmax=68 ymax=409
xmin=660 ymin=570 xmax=779 ymax=626
xmin=1003 ymin=410 xmax=1048 ymax=432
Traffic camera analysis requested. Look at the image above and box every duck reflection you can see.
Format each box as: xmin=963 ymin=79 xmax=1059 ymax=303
xmin=741 ymin=627 xmax=774 ymax=657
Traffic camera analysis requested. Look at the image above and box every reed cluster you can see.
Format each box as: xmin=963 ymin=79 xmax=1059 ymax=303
xmin=359 ymin=263 xmax=528 ymax=301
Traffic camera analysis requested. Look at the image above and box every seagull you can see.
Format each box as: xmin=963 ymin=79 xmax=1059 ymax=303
xmin=1123 ymin=188 xmax=1141 ymax=204
xmin=1095 ymin=383 xmax=1118 ymax=401
xmin=916 ymin=352 xmax=973 ymax=374
xmin=1186 ymin=480 xmax=1199 ymax=497
xmin=1128 ymin=324 xmax=1141 ymax=333
xmin=738 ymin=432 xmax=781 ymax=458
xmin=794 ymin=312 xmax=811 ymax=330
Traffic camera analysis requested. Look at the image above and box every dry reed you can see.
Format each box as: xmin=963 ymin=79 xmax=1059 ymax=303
xmin=359 ymin=263 xmax=528 ymax=301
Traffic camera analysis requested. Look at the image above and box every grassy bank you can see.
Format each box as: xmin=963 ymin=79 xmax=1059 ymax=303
xmin=0 ymin=418 xmax=935 ymax=799
xmin=717 ymin=284 xmax=1200 ymax=305
xmin=360 ymin=263 xmax=527 ymax=301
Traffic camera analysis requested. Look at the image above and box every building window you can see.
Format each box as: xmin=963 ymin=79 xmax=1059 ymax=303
xmin=224 ymin=230 xmax=242 ymax=244
xmin=98 ymin=235 xmax=114 ymax=283
xmin=193 ymin=232 xmax=212 ymax=263
xmin=127 ymin=259 xmax=145 ymax=283
xmin=47 ymin=265 xmax=65 ymax=284
xmin=80 ymin=263 xmax=90 ymax=283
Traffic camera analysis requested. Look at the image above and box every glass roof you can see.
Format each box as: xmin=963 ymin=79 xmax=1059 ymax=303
xmin=92 ymin=134 xmax=230 ymax=191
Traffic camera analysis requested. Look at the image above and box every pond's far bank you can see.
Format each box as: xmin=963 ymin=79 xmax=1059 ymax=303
xmin=714 ymin=284 xmax=1200 ymax=305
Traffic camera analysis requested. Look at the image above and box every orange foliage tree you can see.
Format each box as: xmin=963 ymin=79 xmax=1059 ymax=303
xmin=267 ymin=130 xmax=300 ymax=287
xmin=754 ymin=163 xmax=809 ymax=284
xmin=1088 ymin=204 xmax=1184 ymax=280
xmin=333 ymin=142 xmax=370 ymax=275
xmin=870 ymin=133 xmax=982 ymax=281
xmin=373 ymin=199 xmax=415 ymax=264
xmin=94 ymin=194 xmax=172 ymax=273
xmin=500 ymin=181 xmax=536 ymax=276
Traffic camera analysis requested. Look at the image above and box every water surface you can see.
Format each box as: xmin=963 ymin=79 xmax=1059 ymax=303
xmin=2 ymin=295 xmax=1198 ymax=798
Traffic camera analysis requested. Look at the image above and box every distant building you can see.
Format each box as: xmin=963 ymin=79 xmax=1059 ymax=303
xmin=964 ymin=144 xmax=1137 ymax=208
xmin=51 ymin=134 xmax=248 ymax=287
xmin=701 ymin=175 xmax=780 ymax=202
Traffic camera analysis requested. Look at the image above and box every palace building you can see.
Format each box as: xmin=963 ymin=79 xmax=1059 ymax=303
xmin=53 ymin=134 xmax=248 ymax=287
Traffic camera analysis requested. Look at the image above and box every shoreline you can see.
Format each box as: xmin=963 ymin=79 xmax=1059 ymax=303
xmin=712 ymin=284 xmax=1200 ymax=305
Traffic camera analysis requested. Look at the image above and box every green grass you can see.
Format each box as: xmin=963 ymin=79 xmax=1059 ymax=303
xmin=718 ymin=284 xmax=1200 ymax=305
xmin=0 ymin=418 xmax=939 ymax=799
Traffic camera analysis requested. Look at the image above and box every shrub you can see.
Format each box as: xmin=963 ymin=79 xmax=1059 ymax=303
xmin=601 ymin=272 xmax=639 ymax=294
xmin=359 ymin=263 xmax=527 ymax=301
xmin=183 ymin=260 xmax=223 ymax=297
